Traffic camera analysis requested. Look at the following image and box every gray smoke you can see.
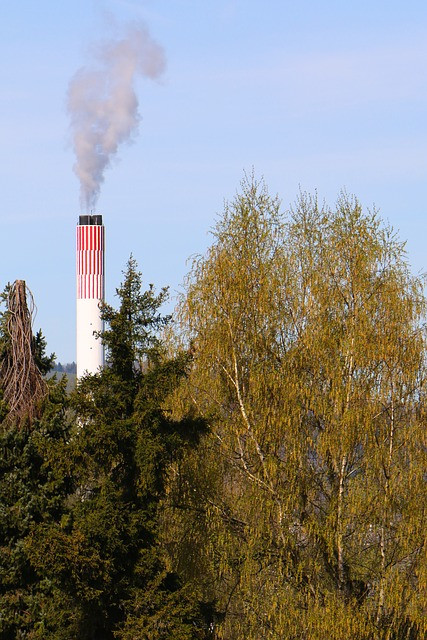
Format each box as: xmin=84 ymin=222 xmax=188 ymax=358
xmin=68 ymin=24 xmax=165 ymax=211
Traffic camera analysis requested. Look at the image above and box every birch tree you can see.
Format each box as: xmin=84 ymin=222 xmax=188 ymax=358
xmin=169 ymin=177 xmax=427 ymax=639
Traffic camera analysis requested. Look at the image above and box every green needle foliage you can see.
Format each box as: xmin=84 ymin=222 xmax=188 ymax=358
xmin=23 ymin=258 xmax=212 ymax=639
xmin=0 ymin=286 xmax=71 ymax=638
xmin=0 ymin=263 xmax=213 ymax=639
xmin=170 ymin=176 xmax=427 ymax=639
xmin=0 ymin=380 xmax=72 ymax=640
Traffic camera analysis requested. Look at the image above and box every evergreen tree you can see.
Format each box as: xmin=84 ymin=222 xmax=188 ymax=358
xmin=0 ymin=285 xmax=71 ymax=639
xmin=33 ymin=329 xmax=55 ymax=375
xmin=25 ymin=258 xmax=212 ymax=639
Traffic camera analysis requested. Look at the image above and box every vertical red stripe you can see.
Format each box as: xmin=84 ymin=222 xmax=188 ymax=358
xmin=76 ymin=225 xmax=104 ymax=299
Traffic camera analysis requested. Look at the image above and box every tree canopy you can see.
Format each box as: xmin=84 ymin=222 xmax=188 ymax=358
xmin=0 ymin=262 xmax=211 ymax=639
xmin=0 ymin=179 xmax=426 ymax=639
xmin=168 ymin=177 xmax=427 ymax=639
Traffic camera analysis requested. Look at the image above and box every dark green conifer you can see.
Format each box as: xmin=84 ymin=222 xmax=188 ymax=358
xmin=25 ymin=259 xmax=212 ymax=639
xmin=0 ymin=284 xmax=71 ymax=638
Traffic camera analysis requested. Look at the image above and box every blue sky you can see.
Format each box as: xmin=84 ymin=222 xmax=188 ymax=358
xmin=1 ymin=0 xmax=426 ymax=362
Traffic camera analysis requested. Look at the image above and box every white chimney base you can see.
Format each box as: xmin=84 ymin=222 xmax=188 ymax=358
xmin=76 ymin=298 xmax=104 ymax=378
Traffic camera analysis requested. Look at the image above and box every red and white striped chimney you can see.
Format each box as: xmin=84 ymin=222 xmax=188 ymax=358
xmin=76 ymin=214 xmax=105 ymax=378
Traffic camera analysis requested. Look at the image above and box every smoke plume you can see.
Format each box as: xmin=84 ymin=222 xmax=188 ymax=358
xmin=68 ymin=24 xmax=165 ymax=211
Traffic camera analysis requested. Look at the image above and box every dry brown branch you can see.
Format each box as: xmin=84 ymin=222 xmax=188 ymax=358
xmin=0 ymin=280 xmax=48 ymax=427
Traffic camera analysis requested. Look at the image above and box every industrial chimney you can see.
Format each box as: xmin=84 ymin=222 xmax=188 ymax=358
xmin=76 ymin=214 xmax=105 ymax=378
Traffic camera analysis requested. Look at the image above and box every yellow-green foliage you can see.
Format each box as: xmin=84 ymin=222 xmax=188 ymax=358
xmin=167 ymin=177 xmax=427 ymax=639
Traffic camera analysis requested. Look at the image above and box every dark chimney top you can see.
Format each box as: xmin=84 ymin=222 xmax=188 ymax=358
xmin=78 ymin=214 xmax=103 ymax=225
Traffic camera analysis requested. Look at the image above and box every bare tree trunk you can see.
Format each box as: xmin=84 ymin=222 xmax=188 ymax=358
xmin=336 ymin=337 xmax=354 ymax=595
xmin=337 ymin=452 xmax=348 ymax=594
xmin=376 ymin=390 xmax=395 ymax=624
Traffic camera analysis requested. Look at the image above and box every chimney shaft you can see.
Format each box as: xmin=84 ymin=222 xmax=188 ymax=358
xmin=76 ymin=215 xmax=105 ymax=378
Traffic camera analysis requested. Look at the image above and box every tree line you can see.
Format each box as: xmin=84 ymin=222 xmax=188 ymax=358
xmin=0 ymin=177 xmax=426 ymax=639
xmin=53 ymin=362 xmax=77 ymax=375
